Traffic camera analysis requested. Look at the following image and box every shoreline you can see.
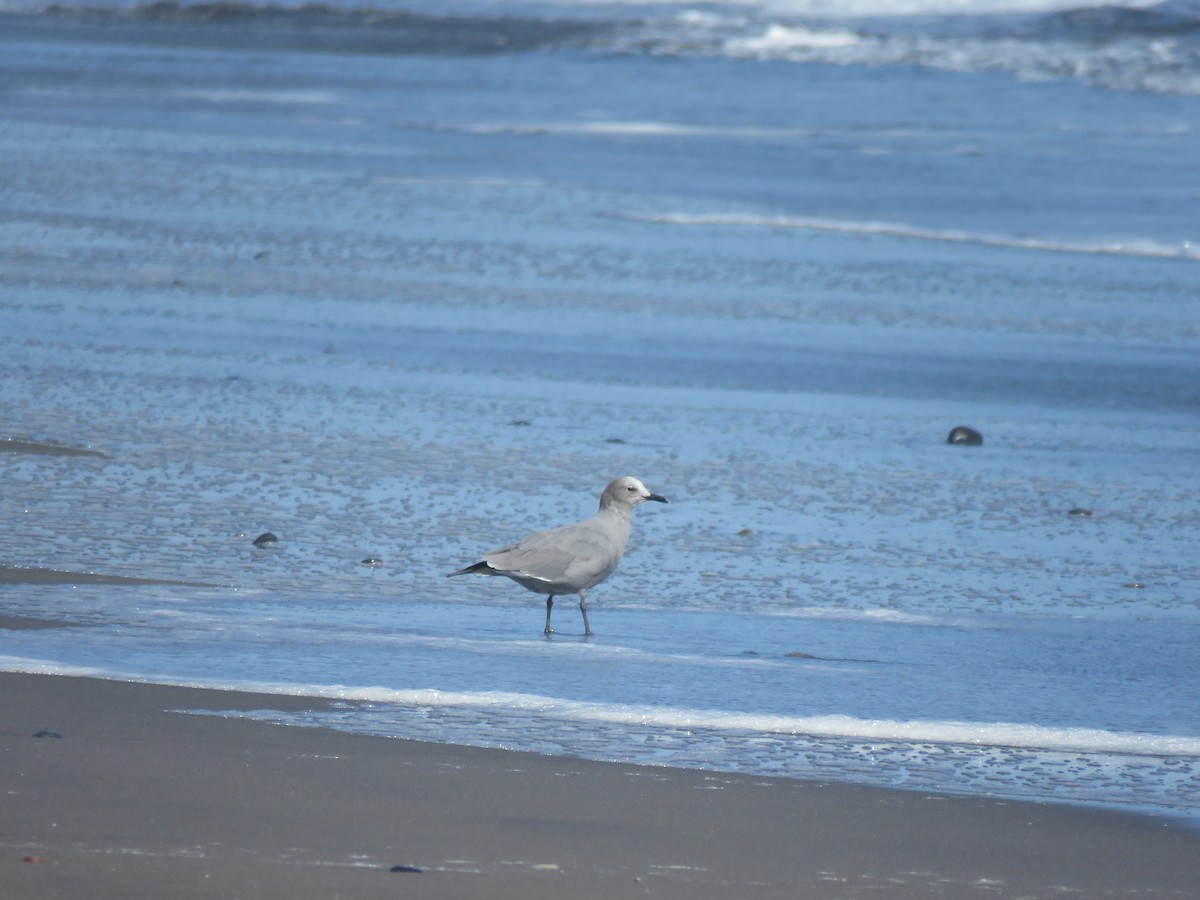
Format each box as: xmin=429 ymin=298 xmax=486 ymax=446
xmin=3 ymin=671 xmax=1198 ymax=898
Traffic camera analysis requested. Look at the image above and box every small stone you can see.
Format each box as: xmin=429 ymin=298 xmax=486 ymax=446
xmin=785 ymin=651 xmax=818 ymax=660
xmin=252 ymin=532 xmax=279 ymax=548
xmin=1067 ymin=508 xmax=1093 ymax=517
xmin=23 ymin=855 xmax=51 ymax=864
xmin=360 ymin=557 xmax=383 ymax=567
xmin=605 ymin=437 xmax=626 ymax=444
xmin=32 ymin=730 xmax=63 ymax=739
xmin=389 ymin=865 xmax=423 ymax=873
xmin=737 ymin=528 xmax=753 ymax=536
xmin=510 ymin=419 xmax=532 ymax=427
xmin=947 ymin=426 xmax=983 ymax=446
xmin=1124 ymin=582 xmax=1145 ymax=589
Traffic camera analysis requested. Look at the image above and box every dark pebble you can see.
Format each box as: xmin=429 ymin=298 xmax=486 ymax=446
xmin=1068 ymin=508 xmax=1094 ymax=517
xmin=360 ymin=557 xmax=383 ymax=567
xmin=510 ymin=419 xmax=532 ymax=427
xmin=33 ymin=730 xmax=63 ymax=739
xmin=389 ymin=865 xmax=423 ymax=873
xmin=252 ymin=532 xmax=279 ymax=548
xmin=946 ymin=426 xmax=983 ymax=445
xmin=1124 ymin=582 xmax=1145 ymax=589
xmin=785 ymin=651 xmax=818 ymax=660
xmin=605 ymin=437 xmax=626 ymax=444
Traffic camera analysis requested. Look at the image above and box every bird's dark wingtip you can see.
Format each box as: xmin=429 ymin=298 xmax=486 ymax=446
xmin=448 ymin=561 xmax=493 ymax=577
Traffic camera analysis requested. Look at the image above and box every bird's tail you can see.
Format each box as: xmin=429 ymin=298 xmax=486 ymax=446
xmin=447 ymin=561 xmax=493 ymax=577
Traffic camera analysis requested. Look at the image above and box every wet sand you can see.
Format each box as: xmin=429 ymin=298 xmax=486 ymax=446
xmin=0 ymin=565 xmax=217 ymax=589
xmin=1 ymin=438 xmax=107 ymax=458
xmin=2 ymin=666 xmax=1197 ymax=899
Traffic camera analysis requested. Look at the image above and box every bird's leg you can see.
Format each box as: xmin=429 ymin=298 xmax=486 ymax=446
xmin=544 ymin=595 xmax=555 ymax=635
xmin=579 ymin=590 xmax=593 ymax=637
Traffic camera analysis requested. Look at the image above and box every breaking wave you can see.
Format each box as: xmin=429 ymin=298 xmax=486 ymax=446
xmin=7 ymin=1 xmax=1200 ymax=93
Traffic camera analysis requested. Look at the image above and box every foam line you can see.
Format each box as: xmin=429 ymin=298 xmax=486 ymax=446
xmin=628 ymin=211 xmax=1200 ymax=260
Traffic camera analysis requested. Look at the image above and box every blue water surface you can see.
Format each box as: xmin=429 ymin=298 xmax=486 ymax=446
xmin=1 ymin=0 xmax=1198 ymax=820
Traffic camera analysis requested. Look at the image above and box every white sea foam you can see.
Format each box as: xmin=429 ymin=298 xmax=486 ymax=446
xmin=174 ymin=89 xmax=339 ymax=106
xmin=714 ymin=30 xmax=1200 ymax=97
xmin=604 ymin=1 xmax=1200 ymax=96
xmin=456 ymin=120 xmax=816 ymax=138
xmin=122 ymin=676 xmax=1200 ymax=758
xmin=10 ymin=654 xmax=1192 ymax=758
xmin=326 ymin=690 xmax=1200 ymax=756
xmin=725 ymin=24 xmax=863 ymax=53
xmin=771 ymin=607 xmax=957 ymax=627
xmin=629 ymin=211 xmax=1200 ymax=260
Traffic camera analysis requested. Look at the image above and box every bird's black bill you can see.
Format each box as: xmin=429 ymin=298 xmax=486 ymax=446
xmin=647 ymin=493 xmax=668 ymax=503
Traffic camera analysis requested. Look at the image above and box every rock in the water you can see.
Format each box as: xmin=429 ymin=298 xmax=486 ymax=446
xmin=33 ymin=730 xmax=64 ymax=739
xmin=946 ymin=426 xmax=983 ymax=445
xmin=252 ymin=532 xmax=279 ymax=548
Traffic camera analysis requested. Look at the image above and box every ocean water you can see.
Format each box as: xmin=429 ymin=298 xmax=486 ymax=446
xmin=2 ymin=0 xmax=1199 ymax=821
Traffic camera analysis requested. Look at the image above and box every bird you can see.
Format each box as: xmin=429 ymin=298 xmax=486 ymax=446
xmin=449 ymin=476 xmax=668 ymax=635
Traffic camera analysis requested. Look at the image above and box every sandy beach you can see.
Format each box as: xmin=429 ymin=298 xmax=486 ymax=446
xmin=2 ymin=663 xmax=1198 ymax=899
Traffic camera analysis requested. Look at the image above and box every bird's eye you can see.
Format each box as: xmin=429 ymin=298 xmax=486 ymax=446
xmin=626 ymin=486 xmax=637 ymax=492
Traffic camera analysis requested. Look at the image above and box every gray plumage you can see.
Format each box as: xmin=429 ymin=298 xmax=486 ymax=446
xmin=449 ymin=476 xmax=668 ymax=635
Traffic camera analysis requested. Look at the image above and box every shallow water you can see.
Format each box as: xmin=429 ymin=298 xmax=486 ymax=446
xmin=2 ymin=0 xmax=1198 ymax=821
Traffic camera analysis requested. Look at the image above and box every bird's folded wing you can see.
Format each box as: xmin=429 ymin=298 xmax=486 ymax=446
xmin=486 ymin=522 xmax=618 ymax=584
